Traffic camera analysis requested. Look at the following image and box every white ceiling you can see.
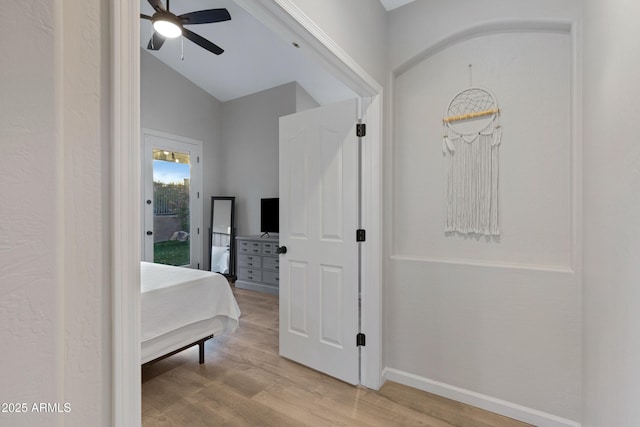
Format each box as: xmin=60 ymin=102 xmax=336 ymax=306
xmin=140 ymin=0 xmax=358 ymax=105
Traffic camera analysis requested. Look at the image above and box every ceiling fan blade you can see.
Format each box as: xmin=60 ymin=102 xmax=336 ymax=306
xmin=140 ymin=14 xmax=152 ymax=20
xmin=183 ymin=28 xmax=224 ymax=55
xmin=179 ymin=8 xmax=231 ymax=25
xmin=147 ymin=0 xmax=165 ymax=12
xmin=146 ymin=32 xmax=166 ymax=51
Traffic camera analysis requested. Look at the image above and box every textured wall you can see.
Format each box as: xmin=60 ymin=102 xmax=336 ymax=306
xmin=1 ymin=0 xmax=111 ymax=425
xmin=0 ymin=1 xmax=59 ymax=425
xmin=60 ymin=0 xmax=112 ymax=424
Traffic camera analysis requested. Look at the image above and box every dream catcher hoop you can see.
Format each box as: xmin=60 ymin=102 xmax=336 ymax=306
xmin=442 ymin=87 xmax=502 ymax=235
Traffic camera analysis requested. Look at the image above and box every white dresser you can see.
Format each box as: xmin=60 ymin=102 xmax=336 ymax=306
xmin=235 ymin=235 xmax=279 ymax=295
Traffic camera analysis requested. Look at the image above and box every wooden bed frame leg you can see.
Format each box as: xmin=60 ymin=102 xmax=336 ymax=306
xmin=199 ymin=340 xmax=205 ymax=364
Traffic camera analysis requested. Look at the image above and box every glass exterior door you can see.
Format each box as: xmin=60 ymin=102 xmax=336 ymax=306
xmin=143 ymin=130 xmax=202 ymax=268
xmin=151 ymin=149 xmax=191 ymax=266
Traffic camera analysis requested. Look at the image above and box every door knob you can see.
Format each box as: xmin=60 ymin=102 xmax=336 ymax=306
xmin=146 ymin=231 xmax=153 ymax=236
xmin=276 ymin=246 xmax=287 ymax=254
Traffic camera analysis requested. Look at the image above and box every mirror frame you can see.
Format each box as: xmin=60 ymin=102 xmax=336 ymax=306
xmin=209 ymin=196 xmax=236 ymax=279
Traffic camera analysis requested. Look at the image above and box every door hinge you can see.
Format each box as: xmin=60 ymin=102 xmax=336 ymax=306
xmin=356 ymin=229 xmax=366 ymax=242
xmin=356 ymin=123 xmax=366 ymax=137
xmin=356 ymin=333 xmax=366 ymax=347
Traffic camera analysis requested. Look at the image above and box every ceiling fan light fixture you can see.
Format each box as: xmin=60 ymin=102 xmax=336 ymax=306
xmin=153 ymin=13 xmax=182 ymax=38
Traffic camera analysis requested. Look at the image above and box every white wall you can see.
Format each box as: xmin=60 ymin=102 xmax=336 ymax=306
xmin=1 ymin=0 xmax=111 ymax=426
xmin=141 ymin=50 xmax=224 ymax=270
xmin=15 ymin=2 xmax=640 ymax=426
xmin=386 ymin=1 xmax=581 ymax=424
xmin=393 ymin=32 xmax=573 ymax=267
xmin=288 ymin=0 xmax=387 ymax=86
xmin=387 ymin=0 xmax=580 ymax=70
xmin=221 ymin=82 xmax=318 ymax=237
xmin=140 ymin=54 xmax=321 ymax=261
xmin=296 ymin=83 xmax=321 ymax=112
xmin=0 ymin=2 xmax=59 ymax=425
xmin=582 ymin=0 xmax=640 ymax=425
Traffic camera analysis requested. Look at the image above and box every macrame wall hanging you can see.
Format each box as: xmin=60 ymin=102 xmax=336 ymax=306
xmin=442 ymin=85 xmax=502 ymax=236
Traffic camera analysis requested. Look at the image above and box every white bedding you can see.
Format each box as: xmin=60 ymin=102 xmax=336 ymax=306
xmin=140 ymin=261 xmax=240 ymax=362
xmin=211 ymin=245 xmax=230 ymax=274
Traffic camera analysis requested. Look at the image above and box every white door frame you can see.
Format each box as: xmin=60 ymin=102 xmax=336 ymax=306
xmin=142 ymin=129 xmax=203 ymax=269
xmin=111 ymin=0 xmax=383 ymax=424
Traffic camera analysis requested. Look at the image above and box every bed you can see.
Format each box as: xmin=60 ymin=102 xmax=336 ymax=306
xmin=140 ymin=261 xmax=241 ymax=365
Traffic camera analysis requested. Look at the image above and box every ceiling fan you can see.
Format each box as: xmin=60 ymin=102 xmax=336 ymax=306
xmin=140 ymin=0 xmax=231 ymax=55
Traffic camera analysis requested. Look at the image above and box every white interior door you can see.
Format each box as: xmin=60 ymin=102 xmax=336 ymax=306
xmin=142 ymin=129 xmax=202 ymax=269
xmin=279 ymin=99 xmax=360 ymax=384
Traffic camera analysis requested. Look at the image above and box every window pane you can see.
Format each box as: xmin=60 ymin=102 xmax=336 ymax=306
xmin=152 ymin=149 xmax=191 ymax=266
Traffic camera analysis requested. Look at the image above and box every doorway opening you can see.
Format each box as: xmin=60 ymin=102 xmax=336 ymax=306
xmin=112 ymin=1 xmax=382 ymax=425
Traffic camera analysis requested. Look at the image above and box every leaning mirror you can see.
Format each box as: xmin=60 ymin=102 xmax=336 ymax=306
xmin=209 ymin=196 xmax=236 ymax=279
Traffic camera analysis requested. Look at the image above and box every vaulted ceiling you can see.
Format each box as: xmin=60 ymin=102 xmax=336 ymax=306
xmin=140 ymin=0 xmax=414 ymax=104
xmin=379 ymin=0 xmax=415 ymax=11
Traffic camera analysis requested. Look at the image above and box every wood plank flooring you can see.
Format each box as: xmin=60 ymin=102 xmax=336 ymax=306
xmin=142 ymin=287 xmax=532 ymax=427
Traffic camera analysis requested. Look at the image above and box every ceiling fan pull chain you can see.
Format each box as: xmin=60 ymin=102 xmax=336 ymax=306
xmin=181 ymin=36 xmax=184 ymax=61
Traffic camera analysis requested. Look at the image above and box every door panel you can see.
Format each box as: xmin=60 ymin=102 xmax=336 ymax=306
xmin=288 ymin=138 xmax=308 ymax=238
xmin=279 ymin=99 xmax=359 ymax=385
xmin=319 ymin=265 xmax=343 ymax=347
xmin=288 ymin=261 xmax=309 ymax=336
xmin=321 ymin=130 xmax=344 ymax=240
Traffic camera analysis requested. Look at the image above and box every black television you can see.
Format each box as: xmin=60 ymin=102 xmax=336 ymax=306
xmin=260 ymin=198 xmax=279 ymax=235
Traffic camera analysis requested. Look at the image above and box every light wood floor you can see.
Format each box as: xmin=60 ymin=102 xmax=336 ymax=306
xmin=142 ymin=287 xmax=532 ymax=427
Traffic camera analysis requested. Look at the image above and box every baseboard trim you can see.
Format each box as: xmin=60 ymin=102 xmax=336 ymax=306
xmin=382 ymin=368 xmax=580 ymax=427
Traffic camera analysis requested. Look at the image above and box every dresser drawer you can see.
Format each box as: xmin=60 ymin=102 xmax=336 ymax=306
xmin=238 ymin=267 xmax=262 ymax=282
xmin=238 ymin=240 xmax=250 ymax=254
xmin=238 ymin=240 xmax=262 ymax=255
xmin=261 ymin=242 xmax=277 ymax=255
xmin=238 ymin=254 xmax=261 ymax=268
xmin=261 ymin=256 xmax=279 ymax=271
xmin=263 ymin=270 xmax=279 ymax=286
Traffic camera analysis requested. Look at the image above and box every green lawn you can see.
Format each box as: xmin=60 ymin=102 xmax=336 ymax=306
xmin=154 ymin=240 xmax=190 ymax=266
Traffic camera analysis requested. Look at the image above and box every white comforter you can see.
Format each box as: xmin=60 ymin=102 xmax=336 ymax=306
xmin=140 ymin=262 xmax=241 ymax=343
